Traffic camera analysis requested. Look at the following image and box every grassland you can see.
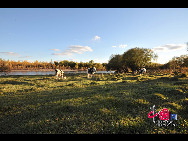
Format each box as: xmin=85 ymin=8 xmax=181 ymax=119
xmin=0 ymin=73 xmax=187 ymax=134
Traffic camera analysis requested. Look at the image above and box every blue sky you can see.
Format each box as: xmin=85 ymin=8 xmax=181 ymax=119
xmin=0 ymin=8 xmax=188 ymax=64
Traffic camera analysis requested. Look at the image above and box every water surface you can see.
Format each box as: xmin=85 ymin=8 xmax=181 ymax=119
xmin=0 ymin=70 xmax=115 ymax=76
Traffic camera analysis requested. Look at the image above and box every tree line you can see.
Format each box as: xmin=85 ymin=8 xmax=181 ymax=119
xmin=54 ymin=60 xmax=106 ymax=71
xmin=1 ymin=47 xmax=187 ymax=73
xmin=0 ymin=59 xmax=107 ymax=72
xmin=106 ymin=47 xmax=188 ymax=73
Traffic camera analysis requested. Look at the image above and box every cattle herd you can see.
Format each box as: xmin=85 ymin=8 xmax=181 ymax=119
xmin=55 ymin=67 xmax=146 ymax=79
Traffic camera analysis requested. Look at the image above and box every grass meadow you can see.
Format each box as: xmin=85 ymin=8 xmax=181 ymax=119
xmin=0 ymin=73 xmax=187 ymax=134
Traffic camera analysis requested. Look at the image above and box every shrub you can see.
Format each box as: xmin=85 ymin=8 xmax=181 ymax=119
xmin=173 ymin=71 xmax=179 ymax=76
xmin=159 ymin=77 xmax=170 ymax=81
xmin=111 ymin=77 xmax=118 ymax=81
xmin=90 ymin=81 xmax=98 ymax=85
xmin=180 ymin=73 xmax=187 ymax=78
xmin=121 ymin=80 xmax=127 ymax=83
xmin=67 ymin=83 xmax=78 ymax=87
xmin=170 ymin=77 xmax=179 ymax=81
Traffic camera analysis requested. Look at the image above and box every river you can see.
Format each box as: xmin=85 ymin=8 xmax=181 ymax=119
xmin=0 ymin=70 xmax=115 ymax=76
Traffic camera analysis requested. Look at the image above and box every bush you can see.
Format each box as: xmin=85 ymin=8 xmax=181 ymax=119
xmin=159 ymin=77 xmax=170 ymax=81
xmin=67 ymin=83 xmax=78 ymax=87
xmin=111 ymin=77 xmax=118 ymax=81
xmin=180 ymin=73 xmax=187 ymax=78
xmin=90 ymin=81 xmax=98 ymax=85
xmin=170 ymin=77 xmax=179 ymax=81
xmin=173 ymin=71 xmax=179 ymax=76
xmin=121 ymin=80 xmax=128 ymax=83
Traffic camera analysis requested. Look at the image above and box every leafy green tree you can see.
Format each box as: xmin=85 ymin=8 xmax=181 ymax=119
xmin=106 ymin=54 xmax=123 ymax=72
xmin=75 ymin=62 xmax=79 ymax=69
xmin=122 ymin=47 xmax=158 ymax=71
xmin=89 ymin=60 xmax=94 ymax=64
xmin=167 ymin=55 xmax=188 ymax=69
xmin=0 ymin=58 xmax=10 ymax=72
xmin=54 ymin=61 xmax=59 ymax=66
xmin=68 ymin=61 xmax=76 ymax=69
xmin=79 ymin=61 xmax=84 ymax=69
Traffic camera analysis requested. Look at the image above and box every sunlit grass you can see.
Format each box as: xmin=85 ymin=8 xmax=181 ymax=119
xmin=0 ymin=73 xmax=187 ymax=134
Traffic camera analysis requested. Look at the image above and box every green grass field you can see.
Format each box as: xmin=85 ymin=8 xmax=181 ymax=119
xmin=0 ymin=73 xmax=187 ymax=134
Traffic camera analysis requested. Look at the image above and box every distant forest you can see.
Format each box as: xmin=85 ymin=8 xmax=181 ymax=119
xmin=0 ymin=59 xmax=107 ymax=72
xmin=1 ymin=47 xmax=188 ymax=73
xmin=1 ymin=54 xmax=188 ymax=73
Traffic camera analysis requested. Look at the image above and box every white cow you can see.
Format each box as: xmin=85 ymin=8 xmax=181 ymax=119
xmin=87 ymin=67 xmax=97 ymax=78
xmin=55 ymin=69 xmax=66 ymax=79
xmin=139 ymin=68 xmax=146 ymax=75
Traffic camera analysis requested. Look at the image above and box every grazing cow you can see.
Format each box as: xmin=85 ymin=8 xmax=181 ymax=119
xmin=55 ymin=69 xmax=66 ymax=79
xmin=87 ymin=67 xmax=97 ymax=78
xmin=139 ymin=68 xmax=146 ymax=75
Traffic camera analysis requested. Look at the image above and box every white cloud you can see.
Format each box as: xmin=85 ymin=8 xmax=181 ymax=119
xmin=119 ymin=44 xmax=128 ymax=48
xmin=93 ymin=35 xmax=101 ymax=41
xmin=52 ymin=45 xmax=93 ymax=56
xmin=0 ymin=52 xmax=19 ymax=56
xmin=26 ymin=60 xmax=34 ymax=63
xmin=112 ymin=44 xmax=128 ymax=48
xmin=152 ymin=44 xmax=186 ymax=52
xmin=50 ymin=49 xmax=60 ymax=51
xmin=93 ymin=58 xmax=108 ymax=63
xmin=82 ymin=58 xmax=107 ymax=63
xmin=19 ymin=56 xmax=32 ymax=58
xmin=18 ymin=60 xmax=34 ymax=63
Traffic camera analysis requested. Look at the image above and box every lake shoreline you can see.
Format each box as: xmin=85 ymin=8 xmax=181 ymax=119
xmin=0 ymin=70 xmax=115 ymax=76
xmin=10 ymin=69 xmax=78 ymax=72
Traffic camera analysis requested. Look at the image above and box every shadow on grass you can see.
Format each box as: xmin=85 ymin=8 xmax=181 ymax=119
xmin=0 ymin=76 xmax=187 ymax=133
xmin=0 ymin=80 xmax=33 ymax=85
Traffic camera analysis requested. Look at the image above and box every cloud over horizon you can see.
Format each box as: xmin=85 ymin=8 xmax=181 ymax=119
xmin=112 ymin=44 xmax=128 ymax=48
xmin=0 ymin=52 xmax=19 ymax=56
xmin=152 ymin=44 xmax=186 ymax=52
xmin=51 ymin=45 xmax=93 ymax=56
xmin=18 ymin=56 xmax=32 ymax=58
xmin=50 ymin=49 xmax=60 ymax=51
xmin=93 ymin=35 xmax=101 ymax=41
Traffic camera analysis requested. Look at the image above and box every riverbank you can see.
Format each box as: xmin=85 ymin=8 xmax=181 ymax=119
xmin=10 ymin=69 xmax=77 ymax=72
xmin=0 ymin=70 xmax=115 ymax=76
